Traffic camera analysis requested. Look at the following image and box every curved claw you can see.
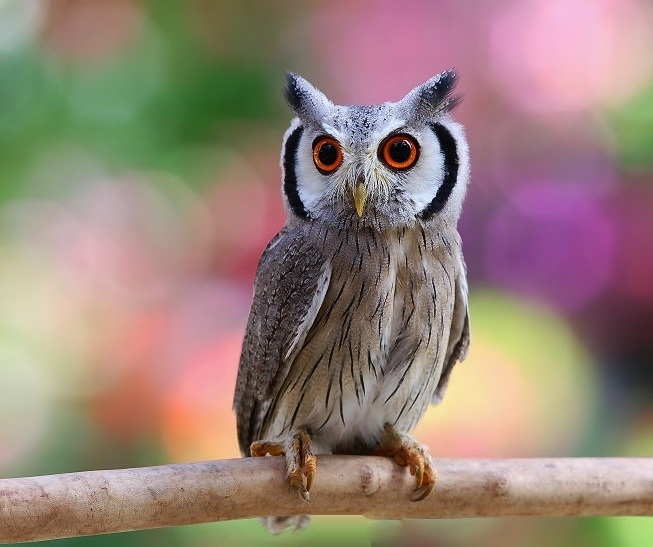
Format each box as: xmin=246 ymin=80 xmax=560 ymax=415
xmin=304 ymin=444 xmax=316 ymax=493
xmin=410 ymin=477 xmax=436 ymax=502
xmin=372 ymin=424 xmax=437 ymax=501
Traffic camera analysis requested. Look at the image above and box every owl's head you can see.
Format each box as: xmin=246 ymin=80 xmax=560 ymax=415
xmin=280 ymin=70 xmax=470 ymax=231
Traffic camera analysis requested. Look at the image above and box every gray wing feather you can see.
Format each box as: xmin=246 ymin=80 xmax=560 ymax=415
xmin=233 ymin=225 xmax=330 ymax=452
xmin=432 ymin=261 xmax=470 ymax=404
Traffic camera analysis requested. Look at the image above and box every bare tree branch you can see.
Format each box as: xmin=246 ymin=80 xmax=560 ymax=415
xmin=0 ymin=457 xmax=652 ymax=543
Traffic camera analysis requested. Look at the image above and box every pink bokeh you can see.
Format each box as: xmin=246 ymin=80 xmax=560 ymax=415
xmin=488 ymin=0 xmax=653 ymax=113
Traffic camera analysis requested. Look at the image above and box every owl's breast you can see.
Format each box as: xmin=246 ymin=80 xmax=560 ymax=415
xmin=262 ymin=225 xmax=458 ymax=454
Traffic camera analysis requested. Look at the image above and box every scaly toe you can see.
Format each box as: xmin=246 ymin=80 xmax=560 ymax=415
xmin=372 ymin=424 xmax=438 ymax=501
xmin=300 ymin=431 xmax=317 ymax=493
xmin=410 ymin=459 xmax=425 ymax=487
xmin=410 ymin=459 xmax=437 ymax=502
xmin=250 ymin=429 xmax=316 ymax=503
xmin=250 ymin=440 xmax=285 ymax=457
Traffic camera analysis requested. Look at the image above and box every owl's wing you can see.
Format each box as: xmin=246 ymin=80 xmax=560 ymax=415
xmin=432 ymin=260 xmax=470 ymax=404
xmin=233 ymin=225 xmax=331 ymax=452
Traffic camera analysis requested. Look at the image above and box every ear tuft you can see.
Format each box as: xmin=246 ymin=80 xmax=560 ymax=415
xmin=284 ymin=72 xmax=304 ymax=112
xmin=418 ymin=69 xmax=461 ymax=113
xmin=400 ymin=69 xmax=462 ymax=120
xmin=284 ymin=72 xmax=332 ymax=123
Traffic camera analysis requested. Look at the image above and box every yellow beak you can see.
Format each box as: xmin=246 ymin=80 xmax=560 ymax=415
xmin=353 ymin=182 xmax=368 ymax=217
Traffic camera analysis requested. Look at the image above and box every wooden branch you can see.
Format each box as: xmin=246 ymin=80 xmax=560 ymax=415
xmin=1 ymin=457 xmax=652 ymax=543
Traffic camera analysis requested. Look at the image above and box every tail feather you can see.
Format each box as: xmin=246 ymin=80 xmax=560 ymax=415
xmin=261 ymin=515 xmax=311 ymax=534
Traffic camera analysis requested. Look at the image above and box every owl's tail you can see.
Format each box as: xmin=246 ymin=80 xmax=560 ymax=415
xmin=261 ymin=514 xmax=310 ymax=534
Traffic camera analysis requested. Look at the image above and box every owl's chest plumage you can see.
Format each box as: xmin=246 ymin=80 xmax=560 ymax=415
xmin=259 ymin=222 xmax=459 ymax=454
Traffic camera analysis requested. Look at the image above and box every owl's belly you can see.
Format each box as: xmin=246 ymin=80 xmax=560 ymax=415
xmin=263 ymin=276 xmax=450 ymax=454
xmin=263 ymin=332 xmax=444 ymax=454
xmin=315 ymin=353 xmax=442 ymax=454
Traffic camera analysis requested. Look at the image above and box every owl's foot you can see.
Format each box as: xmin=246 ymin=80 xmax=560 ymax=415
xmin=371 ymin=423 xmax=437 ymax=501
xmin=250 ymin=429 xmax=316 ymax=502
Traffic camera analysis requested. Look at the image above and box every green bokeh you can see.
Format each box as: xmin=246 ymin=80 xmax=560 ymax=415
xmin=608 ymin=82 xmax=653 ymax=174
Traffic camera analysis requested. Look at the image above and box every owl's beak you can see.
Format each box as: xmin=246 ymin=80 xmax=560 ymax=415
xmin=353 ymin=182 xmax=368 ymax=217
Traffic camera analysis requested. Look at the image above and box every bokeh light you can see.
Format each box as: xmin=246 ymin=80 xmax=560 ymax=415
xmin=488 ymin=0 xmax=653 ymax=113
xmin=416 ymin=291 xmax=598 ymax=457
xmin=0 ymin=1 xmax=651 ymax=546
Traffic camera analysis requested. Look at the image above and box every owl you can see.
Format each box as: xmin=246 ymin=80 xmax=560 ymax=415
xmin=233 ymin=70 xmax=470 ymax=533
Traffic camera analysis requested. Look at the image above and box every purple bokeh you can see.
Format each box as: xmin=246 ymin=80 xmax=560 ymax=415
xmin=484 ymin=183 xmax=616 ymax=310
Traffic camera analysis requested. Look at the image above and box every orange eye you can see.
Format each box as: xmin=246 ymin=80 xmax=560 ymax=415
xmin=379 ymin=134 xmax=420 ymax=170
xmin=312 ymin=136 xmax=343 ymax=174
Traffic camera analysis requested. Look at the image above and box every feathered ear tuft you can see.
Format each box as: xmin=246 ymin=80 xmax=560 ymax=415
xmin=284 ymin=72 xmax=333 ymax=123
xmin=400 ymin=69 xmax=462 ymax=120
xmin=284 ymin=72 xmax=306 ymax=112
xmin=418 ymin=69 xmax=461 ymax=112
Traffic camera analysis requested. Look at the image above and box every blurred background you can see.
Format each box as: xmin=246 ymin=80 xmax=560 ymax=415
xmin=0 ymin=1 xmax=652 ymax=545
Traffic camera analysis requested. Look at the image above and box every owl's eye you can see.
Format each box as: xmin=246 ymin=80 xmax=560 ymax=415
xmin=379 ymin=134 xmax=420 ymax=170
xmin=312 ymin=136 xmax=343 ymax=174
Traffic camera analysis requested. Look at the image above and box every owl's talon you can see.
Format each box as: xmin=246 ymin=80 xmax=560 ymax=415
xmin=304 ymin=461 xmax=316 ymax=493
xmin=288 ymin=469 xmax=310 ymax=502
xmin=411 ymin=480 xmax=435 ymax=502
xmin=302 ymin=433 xmax=316 ymax=492
xmin=372 ymin=423 xmax=437 ymax=500
xmin=250 ymin=429 xmax=316 ymax=502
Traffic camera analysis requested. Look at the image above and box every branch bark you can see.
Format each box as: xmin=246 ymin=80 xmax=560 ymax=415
xmin=1 ymin=457 xmax=652 ymax=543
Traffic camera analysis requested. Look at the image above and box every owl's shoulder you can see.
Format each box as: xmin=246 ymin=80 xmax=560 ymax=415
xmin=255 ymin=223 xmax=329 ymax=281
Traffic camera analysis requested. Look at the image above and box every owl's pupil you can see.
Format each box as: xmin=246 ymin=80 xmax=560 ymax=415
xmin=389 ymin=140 xmax=412 ymax=163
xmin=318 ymin=143 xmax=338 ymax=166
